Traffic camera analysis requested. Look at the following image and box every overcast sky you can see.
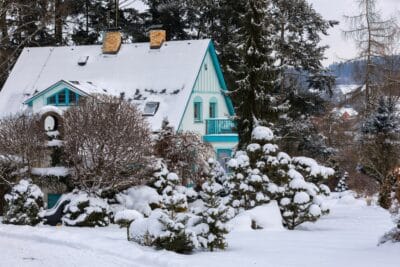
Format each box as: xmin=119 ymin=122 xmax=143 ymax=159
xmin=308 ymin=0 xmax=400 ymax=66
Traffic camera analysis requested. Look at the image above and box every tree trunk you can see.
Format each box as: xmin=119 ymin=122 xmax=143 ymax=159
xmin=55 ymin=0 xmax=63 ymax=45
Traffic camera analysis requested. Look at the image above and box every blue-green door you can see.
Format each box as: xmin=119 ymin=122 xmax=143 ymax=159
xmin=48 ymin=193 xmax=62 ymax=209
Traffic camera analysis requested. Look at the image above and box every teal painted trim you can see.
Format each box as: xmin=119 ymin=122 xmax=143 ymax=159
xmin=177 ymin=42 xmax=210 ymax=131
xmin=193 ymin=96 xmax=203 ymax=122
xmin=208 ymin=42 xmax=235 ymax=116
xmin=177 ymin=40 xmax=235 ymax=131
xmin=24 ymin=80 xmax=89 ymax=105
xmin=65 ymin=88 xmax=70 ymax=104
xmin=192 ymin=90 xmax=220 ymax=94
xmin=203 ymin=134 xmax=239 ymax=143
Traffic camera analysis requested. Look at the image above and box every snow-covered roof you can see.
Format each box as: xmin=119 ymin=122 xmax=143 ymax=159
xmin=0 ymin=39 xmax=212 ymax=130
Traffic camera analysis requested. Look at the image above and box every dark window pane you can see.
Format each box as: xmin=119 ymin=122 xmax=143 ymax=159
xmin=58 ymin=91 xmax=66 ymax=104
xmin=69 ymin=91 xmax=77 ymax=104
xmin=47 ymin=95 xmax=56 ymax=104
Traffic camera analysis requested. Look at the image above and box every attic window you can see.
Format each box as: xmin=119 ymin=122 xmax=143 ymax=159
xmin=78 ymin=56 xmax=89 ymax=66
xmin=143 ymin=102 xmax=160 ymax=116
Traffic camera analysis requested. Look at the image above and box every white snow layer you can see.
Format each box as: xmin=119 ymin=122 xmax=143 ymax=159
xmin=0 ymin=39 xmax=211 ymax=130
xmin=115 ymin=186 xmax=161 ymax=216
xmin=31 ymin=167 xmax=70 ymax=177
xmin=1 ymin=193 xmax=399 ymax=266
xmin=229 ymin=201 xmax=284 ymax=232
xmin=251 ymin=126 xmax=274 ymax=141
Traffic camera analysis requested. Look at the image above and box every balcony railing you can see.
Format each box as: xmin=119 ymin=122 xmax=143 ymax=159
xmin=206 ymin=119 xmax=237 ymax=135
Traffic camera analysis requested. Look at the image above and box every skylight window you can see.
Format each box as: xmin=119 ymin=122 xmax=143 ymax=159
xmin=143 ymin=102 xmax=160 ymax=116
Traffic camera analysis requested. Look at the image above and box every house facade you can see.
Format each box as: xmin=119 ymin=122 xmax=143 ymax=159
xmin=0 ymin=31 xmax=238 ymax=167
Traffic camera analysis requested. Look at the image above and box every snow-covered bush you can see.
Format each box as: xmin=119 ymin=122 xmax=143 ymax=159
xmin=226 ymin=149 xmax=269 ymax=210
xmin=114 ymin=209 xmax=143 ymax=228
xmin=115 ymin=186 xmax=162 ymax=216
xmin=197 ymin=162 xmax=232 ymax=251
xmin=129 ymin=167 xmax=199 ymax=253
xmin=153 ymin=119 xmax=213 ymax=185
xmin=62 ymin=190 xmax=110 ymax=227
xmin=0 ymin=113 xmax=46 ymax=174
xmin=335 ymin=172 xmax=349 ymax=192
xmin=380 ymin=213 xmax=400 ymax=244
xmin=227 ymin=126 xmax=333 ymax=229
xmin=62 ymin=95 xmax=153 ymax=194
xmin=3 ymin=179 xmax=44 ymax=226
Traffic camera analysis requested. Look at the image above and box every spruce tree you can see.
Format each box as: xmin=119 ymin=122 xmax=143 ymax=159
xmin=335 ymin=172 xmax=349 ymax=192
xmin=360 ymin=96 xmax=400 ymax=209
xmin=227 ymin=126 xmax=333 ymax=229
xmin=233 ymin=0 xmax=278 ymax=148
xmin=198 ymin=159 xmax=231 ymax=251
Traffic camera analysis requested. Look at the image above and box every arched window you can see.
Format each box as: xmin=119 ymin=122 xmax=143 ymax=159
xmin=209 ymin=97 xmax=218 ymax=118
xmin=193 ymin=96 xmax=203 ymax=122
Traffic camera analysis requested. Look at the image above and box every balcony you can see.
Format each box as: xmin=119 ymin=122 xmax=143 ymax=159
xmin=206 ymin=118 xmax=237 ymax=135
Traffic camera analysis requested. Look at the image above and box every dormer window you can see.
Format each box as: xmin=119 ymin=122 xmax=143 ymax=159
xmin=143 ymin=102 xmax=160 ymax=116
xmin=46 ymin=89 xmax=80 ymax=106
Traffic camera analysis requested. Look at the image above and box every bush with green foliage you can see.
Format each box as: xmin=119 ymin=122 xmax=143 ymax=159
xmin=3 ymin=179 xmax=44 ymax=226
xmin=62 ymin=190 xmax=110 ymax=227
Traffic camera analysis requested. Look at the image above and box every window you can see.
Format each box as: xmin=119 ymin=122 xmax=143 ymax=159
xmin=46 ymin=89 xmax=79 ymax=106
xmin=47 ymin=95 xmax=56 ymax=105
xmin=58 ymin=90 xmax=66 ymax=104
xmin=193 ymin=96 xmax=203 ymax=122
xmin=143 ymin=102 xmax=160 ymax=116
xmin=209 ymin=98 xmax=217 ymax=118
xmin=69 ymin=91 xmax=77 ymax=104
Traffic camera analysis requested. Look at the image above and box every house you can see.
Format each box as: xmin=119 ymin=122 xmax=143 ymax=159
xmin=0 ymin=30 xmax=238 ymax=167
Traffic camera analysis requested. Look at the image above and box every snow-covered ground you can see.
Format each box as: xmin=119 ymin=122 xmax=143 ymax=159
xmin=0 ymin=195 xmax=399 ymax=267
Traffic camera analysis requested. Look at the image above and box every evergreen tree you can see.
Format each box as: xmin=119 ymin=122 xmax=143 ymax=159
xmin=335 ymin=172 xmax=349 ymax=192
xmin=3 ymin=179 xmax=44 ymax=226
xmin=227 ymin=126 xmax=333 ymax=229
xmin=270 ymin=0 xmax=337 ymax=160
xmin=360 ymin=96 xmax=400 ymax=209
xmin=232 ymin=0 xmax=278 ymax=148
xmin=144 ymin=0 xmax=197 ymax=40
xmin=198 ymin=159 xmax=231 ymax=251
xmin=155 ymin=171 xmax=198 ymax=253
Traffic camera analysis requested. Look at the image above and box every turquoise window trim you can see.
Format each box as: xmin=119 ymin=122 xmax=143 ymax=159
xmin=46 ymin=88 xmax=80 ymax=106
xmin=193 ymin=96 xmax=203 ymax=123
xmin=209 ymin=97 xmax=218 ymax=118
xmin=203 ymin=134 xmax=239 ymax=143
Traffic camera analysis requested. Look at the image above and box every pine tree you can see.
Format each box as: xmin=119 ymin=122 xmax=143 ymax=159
xmin=198 ymin=159 xmax=231 ymax=251
xmin=335 ymin=172 xmax=349 ymax=192
xmin=227 ymin=126 xmax=333 ymax=229
xmin=360 ymin=96 xmax=400 ymax=209
xmin=3 ymin=179 xmax=44 ymax=226
xmin=155 ymin=171 xmax=198 ymax=253
xmin=233 ymin=0 xmax=278 ymax=148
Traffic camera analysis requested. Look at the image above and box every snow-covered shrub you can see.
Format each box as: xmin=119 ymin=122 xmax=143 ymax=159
xmin=380 ymin=212 xmax=400 ymax=244
xmin=227 ymin=126 xmax=333 ymax=229
xmin=62 ymin=95 xmax=152 ymax=194
xmin=3 ymin=179 xmax=44 ymax=226
xmin=130 ymin=167 xmax=199 ymax=253
xmin=62 ymin=190 xmax=110 ymax=227
xmin=196 ymin=163 xmax=232 ymax=251
xmin=335 ymin=172 xmax=349 ymax=192
xmin=229 ymin=201 xmax=284 ymax=231
xmin=150 ymin=160 xmax=198 ymax=203
xmin=114 ymin=209 xmax=143 ymax=228
xmin=226 ymin=149 xmax=269 ymax=210
xmin=115 ymin=186 xmax=162 ymax=216
xmin=153 ymin=119 xmax=213 ymax=185
xmin=0 ymin=113 xmax=46 ymax=174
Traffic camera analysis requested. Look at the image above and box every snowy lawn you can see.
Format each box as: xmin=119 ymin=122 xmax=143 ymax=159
xmin=0 ymin=197 xmax=399 ymax=267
